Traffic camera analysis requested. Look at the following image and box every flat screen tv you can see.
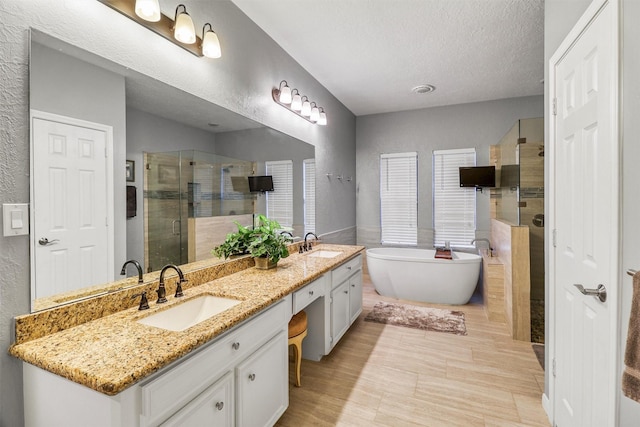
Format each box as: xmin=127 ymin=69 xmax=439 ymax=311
xmin=459 ymin=166 xmax=496 ymax=188
xmin=248 ymin=175 xmax=274 ymax=192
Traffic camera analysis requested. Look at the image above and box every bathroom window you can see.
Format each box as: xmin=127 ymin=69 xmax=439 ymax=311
xmin=380 ymin=152 xmax=418 ymax=245
xmin=303 ymin=159 xmax=316 ymax=234
xmin=433 ymin=148 xmax=476 ymax=247
xmin=266 ymin=160 xmax=293 ymax=228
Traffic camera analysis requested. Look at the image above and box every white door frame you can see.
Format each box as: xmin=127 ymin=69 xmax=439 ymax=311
xmin=29 ymin=110 xmax=115 ymax=308
xmin=546 ymin=0 xmax=620 ymax=424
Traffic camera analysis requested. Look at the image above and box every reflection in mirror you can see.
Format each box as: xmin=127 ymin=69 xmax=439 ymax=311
xmin=29 ymin=29 xmax=315 ymax=313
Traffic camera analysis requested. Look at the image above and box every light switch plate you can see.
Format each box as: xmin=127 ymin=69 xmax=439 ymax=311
xmin=3 ymin=203 xmax=29 ymax=236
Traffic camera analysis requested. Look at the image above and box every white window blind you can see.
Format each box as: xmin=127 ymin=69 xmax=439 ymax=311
xmin=266 ymin=160 xmax=293 ymax=228
xmin=380 ymin=152 xmax=418 ymax=245
xmin=433 ymin=148 xmax=476 ymax=247
xmin=303 ymin=159 xmax=316 ymax=234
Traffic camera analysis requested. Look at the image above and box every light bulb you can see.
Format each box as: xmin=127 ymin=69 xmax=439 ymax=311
xmin=279 ymin=84 xmax=292 ymax=104
xmin=135 ymin=0 xmax=161 ymax=22
xmin=291 ymin=93 xmax=302 ymax=111
xmin=301 ymin=100 xmax=311 ymax=116
xmin=202 ymin=29 xmax=222 ymax=58
xmin=318 ymin=111 xmax=327 ymax=126
xmin=174 ymin=6 xmax=196 ymax=44
xmin=310 ymin=106 xmax=320 ymax=122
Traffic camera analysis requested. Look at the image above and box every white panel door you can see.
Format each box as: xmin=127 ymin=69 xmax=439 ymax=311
xmin=32 ymin=116 xmax=112 ymax=298
xmin=550 ymin=1 xmax=618 ymax=426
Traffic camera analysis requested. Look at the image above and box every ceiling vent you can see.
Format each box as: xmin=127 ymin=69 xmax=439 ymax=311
xmin=411 ymin=84 xmax=436 ymax=94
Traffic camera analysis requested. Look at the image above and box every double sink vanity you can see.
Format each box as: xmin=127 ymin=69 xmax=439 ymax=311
xmin=10 ymin=243 xmax=364 ymax=427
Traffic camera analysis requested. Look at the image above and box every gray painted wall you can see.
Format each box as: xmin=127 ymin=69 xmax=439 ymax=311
xmin=126 ymin=107 xmax=218 ymax=270
xmin=0 ymin=1 xmax=355 ymax=424
xmin=355 ymin=96 xmax=543 ymax=248
xmin=215 ymin=128 xmax=315 ymax=236
xmin=620 ymin=1 xmax=640 ymax=424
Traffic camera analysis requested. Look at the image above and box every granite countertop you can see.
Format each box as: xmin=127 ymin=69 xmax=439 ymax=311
xmin=10 ymin=244 xmax=364 ymax=396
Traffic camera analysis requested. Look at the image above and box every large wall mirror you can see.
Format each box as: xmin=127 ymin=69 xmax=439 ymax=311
xmin=29 ymin=29 xmax=315 ymax=313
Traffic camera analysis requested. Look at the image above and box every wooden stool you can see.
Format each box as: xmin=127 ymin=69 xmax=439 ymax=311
xmin=288 ymin=310 xmax=308 ymax=387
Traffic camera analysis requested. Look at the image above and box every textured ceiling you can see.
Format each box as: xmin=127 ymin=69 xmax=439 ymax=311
xmin=232 ymin=0 xmax=545 ymax=116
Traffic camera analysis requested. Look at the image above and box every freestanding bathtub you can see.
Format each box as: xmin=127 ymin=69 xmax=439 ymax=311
xmin=366 ymin=248 xmax=481 ymax=305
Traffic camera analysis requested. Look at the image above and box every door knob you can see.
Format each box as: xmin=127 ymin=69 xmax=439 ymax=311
xmin=574 ymin=284 xmax=607 ymax=302
xmin=38 ymin=237 xmax=60 ymax=246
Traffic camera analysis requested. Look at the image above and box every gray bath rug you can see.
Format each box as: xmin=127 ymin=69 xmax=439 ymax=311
xmin=364 ymin=302 xmax=467 ymax=336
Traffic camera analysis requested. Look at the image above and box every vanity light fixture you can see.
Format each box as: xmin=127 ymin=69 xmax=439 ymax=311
xmin=201 ymin=23 xmax=222 ymax=58
xmin=318 ymin=108 xmax=327 ymax=126
xmin=290 ymin=89 xmax=302 ymax=111
xmin=173 ymin=4 xmax=196 ymax=44
xmin=276 ymin=81 xmax=292 ymax=104
xmin=135 ymin=0 xmax=161 ymax=22
xmin=272 ymin=82 xmax=327 ymax=125
xmin=309 ymin=103 xmax=320 ymax=122
xmin=300 ymin=97 xmax=311 ymax=117
xmin=97 ymin=0 xmax=222 ymax=58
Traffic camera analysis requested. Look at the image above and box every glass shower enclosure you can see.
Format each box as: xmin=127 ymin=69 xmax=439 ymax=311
xmin=143 ymin=150 xmax=255 ymax=272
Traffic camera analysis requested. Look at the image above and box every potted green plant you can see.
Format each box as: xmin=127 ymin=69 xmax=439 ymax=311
xmin=212 ymin=215 xmax=292 ymax=269
xmin=211 ymin=221 xmax=253 ymax=259
xmin=248 ymin=215 xmax=292 ymax=269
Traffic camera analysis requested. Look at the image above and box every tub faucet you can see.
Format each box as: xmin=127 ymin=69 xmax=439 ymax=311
xmin=157 ymin=264 xmax=187 ymax=303
xmin=120 ymin=259 xmax=143 ymax=284
xmin=304 ymin=232 xmax=318 ymax=251
xmin=471 ymin=238 xmax=494 ymax=256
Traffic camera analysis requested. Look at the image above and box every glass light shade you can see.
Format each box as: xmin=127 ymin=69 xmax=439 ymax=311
xmin=135 ymin=0 xmax=161 ymax=22
xmin=291 ymin=94 xmax=302 ymax=111
xmin=301 ymin=100 xmax=311 ymax=116
xmin=318 ymin=111 xmax=327 ymax=126
xmin=279 ymin=85 xmax=292 ymax=104
xmin=202 ymin=31 xmax=222 ymax=58
xmin=310 ymin=106 xmax=320 ymax=122
xmin=174 ymin=12 xmax=196 ymax=44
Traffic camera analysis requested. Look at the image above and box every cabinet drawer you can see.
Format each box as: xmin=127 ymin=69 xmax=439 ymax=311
xmin=292 ymin=275 xmax=326 ymax=314
xmin=160 ymin=371 xmax=234 ymax=427
xmin=331 ymin=254 xmax=362 ymax=287
xmin=140 ymin=299 xmax=288 ymax=426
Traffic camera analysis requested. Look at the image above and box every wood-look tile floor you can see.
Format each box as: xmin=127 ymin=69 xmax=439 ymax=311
xmin=276 ymin=275 xmax=549 ymax=427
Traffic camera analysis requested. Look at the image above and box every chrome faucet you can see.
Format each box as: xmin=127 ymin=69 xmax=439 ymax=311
xmin=120 ymin=259 xmax=144 ymax=284
xmin=471 ymin=238 xmax=494 ymax=256
xmin=157 ymin=264 xmax=187 ymax=303
xmin=303 ymin=232 xmax=318 ymax=251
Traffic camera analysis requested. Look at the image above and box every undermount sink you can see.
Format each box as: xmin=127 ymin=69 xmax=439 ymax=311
xmin=137 ymin=295 xmax=242 ymax=332
xmin=307 ymin=250 xmax=342 ymax=259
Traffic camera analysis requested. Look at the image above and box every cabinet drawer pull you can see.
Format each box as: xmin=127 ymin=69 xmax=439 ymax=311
xmin=232 ymin=342 xmax=240 ymax=350
xmin=215 ymin=401 xmax=224 ymax=411
xmin=347 ymin=266 xmax=352 ymax=270
xmin=351 ymin=284 xmax=355 ymax=287
xmin=309 ymin=290 xmax=314 ymax=296
xmin=248 ymin=373 xmax=256 ymax=381
xmin=343 ymin=290 xmax=348 ymax=294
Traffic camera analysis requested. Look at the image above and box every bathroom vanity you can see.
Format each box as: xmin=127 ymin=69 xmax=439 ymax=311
xmin=11 ymin=244 xmax=363 ymax=427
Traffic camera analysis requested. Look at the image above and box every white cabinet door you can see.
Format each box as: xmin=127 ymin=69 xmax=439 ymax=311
xmin=160 ymin=371 xmax=233 ymax=427
xmin=349 ymin=270 xmax=363 ymax=324
xmin=330 ymin=281 xmax=350 ymax=346
xmin=236 ymin=331 xmax=288 ymax=427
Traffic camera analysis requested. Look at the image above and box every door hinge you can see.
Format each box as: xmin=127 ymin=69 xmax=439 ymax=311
xmin=552 ymin=229 xmax=557 ymax=247
xmin=146 ymin=163 xmax=151 ymax=170
xmin=553 ymin=98 xmax=558 ymax=116
xmin=552 ymin=358 xmax=557 ymax=377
